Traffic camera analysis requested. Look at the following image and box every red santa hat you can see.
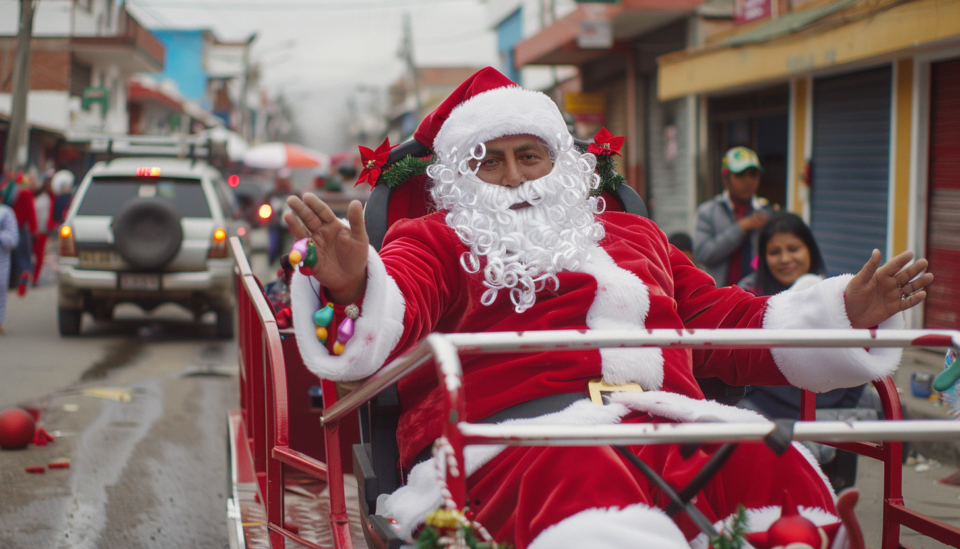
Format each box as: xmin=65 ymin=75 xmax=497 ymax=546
xmin=413 ymin=67 xmax=570 ymax=158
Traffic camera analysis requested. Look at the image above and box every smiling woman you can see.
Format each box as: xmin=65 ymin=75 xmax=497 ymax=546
xmin=737 ymin=212 xmax=825 ymax=297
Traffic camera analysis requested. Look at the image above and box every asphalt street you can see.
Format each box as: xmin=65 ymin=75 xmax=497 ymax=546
xmin=0 ymin=281 xmax=237 ymax=549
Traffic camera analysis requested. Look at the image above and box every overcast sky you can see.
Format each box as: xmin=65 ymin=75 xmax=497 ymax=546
xmin=126 ymin=0 xmax=499 ymax=152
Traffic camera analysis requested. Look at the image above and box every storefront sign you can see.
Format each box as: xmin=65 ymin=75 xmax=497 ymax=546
xmin=564 ymin=92 xmax=606 ymax=116
xmin=734 ymin=0 xmax=784 ymax=24
xmin=578 ymin=19 xmax=613 ymax=49
xmin=81 ymin=86 xmax=109 ymax=114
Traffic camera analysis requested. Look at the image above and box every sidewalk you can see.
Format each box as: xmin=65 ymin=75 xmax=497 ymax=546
xmin=854 ymin=347 xmax=960 ymax=548
xmin=895 ymin=348 xmax=960 ymax=465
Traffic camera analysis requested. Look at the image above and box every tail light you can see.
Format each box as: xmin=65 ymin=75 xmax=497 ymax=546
xmin=208 ymin=227 xmax=228 ymax=258
xmin=258 ymin=203 xmax=273 ymax=221
xmin=59 ymin=225 xmax=77 ymax=257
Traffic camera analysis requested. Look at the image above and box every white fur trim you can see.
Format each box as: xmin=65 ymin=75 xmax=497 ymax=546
xmin=528 ymin=504 xmax=689 ymax=549
xmin=691 ymin=505 xmax=842 ymax=549
xmin=290 ymin=243 xmax=406 ymax=382
xmin=580 ymin=246 xmax=666 ymax=391
xmin=791 ymin=441 xmax=837 ymax=501
xmin=609 ymin=391 xmax=768 ymax=424
xmin=432 ymin=86 xmax=568 ymax=158
xmin=764 ymin=274 xmax=904 ymax=392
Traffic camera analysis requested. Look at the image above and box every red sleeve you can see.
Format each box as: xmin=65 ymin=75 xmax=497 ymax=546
xmin=669 ymin=243 xmax=790 ymax=388
xmin=378 ymin=215 xmax=465 ymax=361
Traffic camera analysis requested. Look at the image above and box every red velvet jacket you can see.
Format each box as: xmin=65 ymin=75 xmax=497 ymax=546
xmin=370 ymin=211 xmax=789 ymax=467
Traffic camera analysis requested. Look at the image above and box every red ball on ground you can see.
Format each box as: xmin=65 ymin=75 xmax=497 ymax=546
xmin=0 ymin=408 xmax=37 ymax=450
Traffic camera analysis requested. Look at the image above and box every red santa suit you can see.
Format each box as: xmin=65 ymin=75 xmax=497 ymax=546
xmin=291 ymin=68 xmax=901 ymax=548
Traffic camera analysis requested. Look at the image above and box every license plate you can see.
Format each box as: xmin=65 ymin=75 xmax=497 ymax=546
xmin=119 ymin=273 xmax=160 ymax=291
xmin=79 ymin=250 xmax=117 ymax=266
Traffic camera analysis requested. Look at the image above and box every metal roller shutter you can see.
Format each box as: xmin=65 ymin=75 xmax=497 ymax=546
xmin=810 ymin=66 xmax=892 ymax=276
xmin=924 ymin=58 xmax=960 ymax=329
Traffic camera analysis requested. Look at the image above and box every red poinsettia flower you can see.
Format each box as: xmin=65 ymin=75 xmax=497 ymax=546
xmin=355 ymin=137 xmax=394 ymax=187
xmin=587 ymin=127 xmax=624 ymax=157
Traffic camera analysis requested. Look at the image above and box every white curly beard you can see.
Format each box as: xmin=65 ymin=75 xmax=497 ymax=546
xmin=428 ymin=145 xmax=605 ymax=313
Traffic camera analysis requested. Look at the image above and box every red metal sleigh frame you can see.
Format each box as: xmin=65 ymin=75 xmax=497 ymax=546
xmin=228 ymin=237 xmax=960 ymax=549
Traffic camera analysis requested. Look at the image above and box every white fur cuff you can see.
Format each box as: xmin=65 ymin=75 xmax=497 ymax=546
xmin=764 ymin=274 xmax=903 ymax=392
xmin=291 ymin=244 xmax=406 ymax=382
xmin=529 ymin=504 xmax=689 ymax=549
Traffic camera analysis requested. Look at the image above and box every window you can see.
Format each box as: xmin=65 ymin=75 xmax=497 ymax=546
xmin=77 ymin=177 xmax=211 ymax=218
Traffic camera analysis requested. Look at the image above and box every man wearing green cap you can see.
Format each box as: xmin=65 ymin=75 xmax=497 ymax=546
xmin=694 ymin=146 xmax=774 ymax=286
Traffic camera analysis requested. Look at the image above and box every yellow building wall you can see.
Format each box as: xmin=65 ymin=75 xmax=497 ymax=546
xmin=892 ymin=58 xmax=913 ymax=256
xmin=788 ymin=78 xmax=808 ymax=217
xmin=658 ymin=0 xmax=960 ymax=100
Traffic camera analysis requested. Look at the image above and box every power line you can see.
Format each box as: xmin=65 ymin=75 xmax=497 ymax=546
xmin=132 ymin=0 xmax=474 ymax=11
xmin=126 ymin=0 xmax=175 ymax=26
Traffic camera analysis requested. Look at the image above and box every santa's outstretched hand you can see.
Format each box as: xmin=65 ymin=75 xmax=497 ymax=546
xmin=285 ymin=193 xmax=369 ymax=305
xmin=844 ymin=249 xmax=932 ymax=329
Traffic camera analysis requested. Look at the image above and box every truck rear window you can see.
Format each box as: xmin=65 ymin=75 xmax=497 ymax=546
xmin=76 ymin=177 xmax=211 ymax=218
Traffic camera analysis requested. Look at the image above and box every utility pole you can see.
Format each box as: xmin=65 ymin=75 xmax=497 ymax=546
xmin=238 ymin=32 xmax=257 ymax=141
xmin=400 ymin=13 xmax=421 ymax=120
xmin=4 ymin=0 xmax=36 ymax=176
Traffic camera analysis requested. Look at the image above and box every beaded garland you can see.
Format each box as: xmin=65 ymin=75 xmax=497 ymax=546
xmin=294 ymin=239 xmax=360 ymax=356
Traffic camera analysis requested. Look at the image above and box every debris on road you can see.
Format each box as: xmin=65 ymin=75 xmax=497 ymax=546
xmin=81 ymin=387 xmax=133 ymax=402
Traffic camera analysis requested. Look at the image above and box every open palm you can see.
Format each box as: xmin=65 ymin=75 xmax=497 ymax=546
xmin=285 ymin=194 xmax=369 ymax=304
xmin=844 ymin=249 xmax=933 ymax=329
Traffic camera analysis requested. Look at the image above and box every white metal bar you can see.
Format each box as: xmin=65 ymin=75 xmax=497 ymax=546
xmin=448 ymin=329 xmax=960 ymax=354
xmin=458 ymin=420 xmax=960 ymax=447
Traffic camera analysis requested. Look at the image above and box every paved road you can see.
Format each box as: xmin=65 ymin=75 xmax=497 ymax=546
xmin=0 ymin=283 xmax=237 ymax=548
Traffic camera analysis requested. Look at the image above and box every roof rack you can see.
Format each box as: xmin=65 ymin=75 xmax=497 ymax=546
xmin=65 ymin=134 xmax=228 ymax=161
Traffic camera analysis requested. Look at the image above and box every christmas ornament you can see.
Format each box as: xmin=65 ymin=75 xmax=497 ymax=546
xmin=314 ymin=304 xmax=334 ymax=329
xmin=743 ymin=492 xmax=839 ymax=549
xmin=356 ymin=137 xmax=395 ymax=187
xmin=0 ymin=408 xmax=37 ymax=450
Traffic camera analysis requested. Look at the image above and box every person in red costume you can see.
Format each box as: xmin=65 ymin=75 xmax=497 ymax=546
xmin=285 ymin=68 xmax=932 ymax=548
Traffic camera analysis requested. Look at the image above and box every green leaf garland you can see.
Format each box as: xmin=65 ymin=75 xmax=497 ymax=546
xmin=379 ymin=154 xmax=435 ymax=188
xmin=709 ymin=505 xmax=749 ymax=549
xmin=574 ymin=142 xmax=625 ymax=197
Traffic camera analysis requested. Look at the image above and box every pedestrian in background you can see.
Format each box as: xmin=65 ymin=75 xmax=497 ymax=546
xmin=9 ymin=172 xmax=36 ymax=290
xmin=736 ymin=212 xmax=867 ymax=490
xmin=693 ymin=146 xmax=774 ymax=286
xmin=51 ymin=169 xmax=75 ymax=225
xmin=32 ymin=170 xmax=58 ymax=286
xmin=0 ymin=178 xmax=20 ymax=334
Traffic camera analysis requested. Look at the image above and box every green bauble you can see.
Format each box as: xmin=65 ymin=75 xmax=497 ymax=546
xmin=313 ymin=304 xmax=334 ymax=327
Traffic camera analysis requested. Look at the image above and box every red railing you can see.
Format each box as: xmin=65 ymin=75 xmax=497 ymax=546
xmin=232 ymin=237 xmax=352 ymax=549
xmin=801 ymin=379 xmax=960 ymax=549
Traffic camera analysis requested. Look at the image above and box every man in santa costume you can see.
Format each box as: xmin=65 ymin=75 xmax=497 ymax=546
xmin=285 ymin=68 xmax=932 ymax=548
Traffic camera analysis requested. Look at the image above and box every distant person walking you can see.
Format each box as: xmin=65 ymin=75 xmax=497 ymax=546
xmin=32 ymin=171 xmax=58 ymax=285
xmin=0 ymin=179 xmax=20 ymax=334
xmin=51 ymin=169 xmax=75 ymax=225
xmin=9 ymin=172 xmax=36 ymax=289
xmin=694 ymin=146 xmax=774 ymax=286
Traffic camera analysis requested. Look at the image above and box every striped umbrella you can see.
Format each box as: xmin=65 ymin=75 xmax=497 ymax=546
xmin=243 ymin=142 xmax=329 ymax=170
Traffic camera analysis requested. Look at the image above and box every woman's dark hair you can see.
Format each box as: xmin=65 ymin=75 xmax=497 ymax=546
xmin=756 ymin=212 xmax=826 ymax=296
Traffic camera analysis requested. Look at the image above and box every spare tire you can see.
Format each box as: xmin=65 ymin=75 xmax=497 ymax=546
xmin=113 ymin=198 xmax=183 ymax=271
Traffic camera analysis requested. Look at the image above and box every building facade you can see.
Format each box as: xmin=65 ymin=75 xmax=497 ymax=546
xmin=656 ymin=0 xmax=960 ymax=328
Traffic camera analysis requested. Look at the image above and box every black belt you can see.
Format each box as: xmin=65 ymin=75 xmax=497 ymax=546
xmin=412 ymin=392 xmax=588 ymax=467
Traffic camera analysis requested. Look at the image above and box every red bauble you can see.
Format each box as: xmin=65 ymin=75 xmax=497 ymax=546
xmin=0 ymin=408 xmax=37 ymax=449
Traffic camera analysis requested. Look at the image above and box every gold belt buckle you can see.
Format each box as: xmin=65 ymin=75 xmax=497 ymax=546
xmin=587 ymin=379 xmax=643 ymax=405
